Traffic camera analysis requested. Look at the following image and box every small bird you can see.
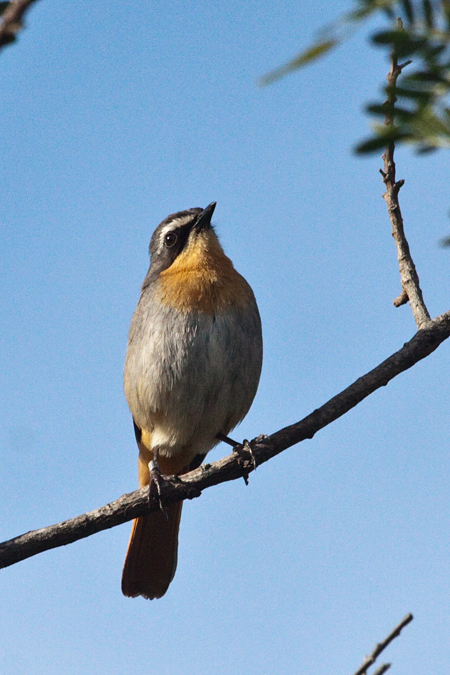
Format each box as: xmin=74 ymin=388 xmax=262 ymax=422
xmin=121 ymin=202 xmax=263 ymax=599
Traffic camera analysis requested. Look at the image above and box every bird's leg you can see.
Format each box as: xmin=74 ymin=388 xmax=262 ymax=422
xmin=148 ymin=448 xmax=168 ymax=519
xmin=216 ymin=432 xmax=238 ymax=447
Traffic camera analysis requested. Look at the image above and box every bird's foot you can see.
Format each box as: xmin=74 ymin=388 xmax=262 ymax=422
xmin=240 ymin=439 xmax=257 ymax=474
xmin=217 ymin=432 xmax=258 ymax=485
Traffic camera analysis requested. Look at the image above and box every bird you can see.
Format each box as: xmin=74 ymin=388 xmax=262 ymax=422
xmin=121 ymin=202 xmax=263 ymax=599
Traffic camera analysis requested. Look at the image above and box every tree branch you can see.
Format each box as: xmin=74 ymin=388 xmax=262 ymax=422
xmin=0 ymin=0 xmax=40 ymax=51
xmin=352 ymin=613 xmax=413 ymax=675
xmin=380 ymin=35 xmax=431 ymax=328
xmin=1 ymin=311 xmax=450 ymax=570
xmin=371 ymin=665 xmax=391 ymax=675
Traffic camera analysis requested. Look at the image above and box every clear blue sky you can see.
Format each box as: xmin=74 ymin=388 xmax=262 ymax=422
xmin=1 ymin=1 xmax=450 ymax=673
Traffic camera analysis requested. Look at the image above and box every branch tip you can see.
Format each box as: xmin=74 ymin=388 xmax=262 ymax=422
xmin=353 ymin=613 xmax=413 ymax=675
xmin=0 ymin=0 xmax=39 ymax=50
xmin=393 ymin=289 xmax=408 ymax=307
xmin=398 ymin=59 xmax=412 ymax=71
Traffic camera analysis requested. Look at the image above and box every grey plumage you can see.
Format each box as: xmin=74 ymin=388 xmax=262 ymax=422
xmin=124 ymin=288 xmax=262 ymax=460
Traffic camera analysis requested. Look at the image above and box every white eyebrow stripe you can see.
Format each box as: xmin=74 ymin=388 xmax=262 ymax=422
xmin=158 ymin=217 xmax=194 ymax=245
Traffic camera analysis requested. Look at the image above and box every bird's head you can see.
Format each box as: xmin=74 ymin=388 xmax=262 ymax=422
xmin=147 ymin=202 xmax=220 ymax=279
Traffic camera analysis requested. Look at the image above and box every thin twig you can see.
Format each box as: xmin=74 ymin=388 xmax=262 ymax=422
xmin=371 ymin=665 xmax=391 ymax=675
xmin=0 ymin=0 xmax=40 ymax=51
xmin=353 ymin=613 xmax=413 ymax=675
xmin=380 ymin=30 xmax=431 ymax=328
xmin=1 ymin=311 xmax=449 ymax=569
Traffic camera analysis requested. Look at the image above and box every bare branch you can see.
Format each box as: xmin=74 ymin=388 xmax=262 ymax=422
xmin=380 ymin=39 xmax=431 ymax=329
xmin=371 ymin=665 xmax=391 ymax=675
xmin=1 ymin=311 xmax=450 ymax=569
xmin=352 ymin=613 xmax=413 ymax=675
xmin=0 ymin=0 xmax=40 ymax=51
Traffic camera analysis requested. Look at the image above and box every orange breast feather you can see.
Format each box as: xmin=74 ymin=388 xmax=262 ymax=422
xmin=155 ymin=231 xmax=253 ymax=314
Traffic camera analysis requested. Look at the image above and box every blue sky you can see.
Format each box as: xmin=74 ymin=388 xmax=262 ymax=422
xmin=1 ymin=1 xmax=450 ymax=673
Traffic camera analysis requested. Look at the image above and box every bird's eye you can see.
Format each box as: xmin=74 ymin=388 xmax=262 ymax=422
xmin=164 ymin=232 xmax=178 ymax=247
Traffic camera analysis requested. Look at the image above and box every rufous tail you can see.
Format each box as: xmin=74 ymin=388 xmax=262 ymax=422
xmin=121 ymin=502 xmax=183 ymax=599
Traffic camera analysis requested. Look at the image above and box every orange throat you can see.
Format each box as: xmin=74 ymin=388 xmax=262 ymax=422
xmin=156 ymin=233 xmax=252 ymax=313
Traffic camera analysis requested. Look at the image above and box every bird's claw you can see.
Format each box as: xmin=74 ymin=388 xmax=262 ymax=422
xmin=232 ymin=438 xmax=257 ymax=485
xmin=218 ymin=432 xmax=267 ymax=485
xmin=242 ymin=439 xmax=257 ymax=472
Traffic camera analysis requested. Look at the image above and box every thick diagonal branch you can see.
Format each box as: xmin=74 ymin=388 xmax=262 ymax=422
xmin=1 ymin=310 xmax=449 ymax=570
xmin=380 ymin=48 xmax=430 ymax=328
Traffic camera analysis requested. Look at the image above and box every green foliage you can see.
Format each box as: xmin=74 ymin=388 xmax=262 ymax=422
xmin=262 ymin=1 xmax=450 ymax=154
xmin=260 ymin=40 xmax=337 ymax=86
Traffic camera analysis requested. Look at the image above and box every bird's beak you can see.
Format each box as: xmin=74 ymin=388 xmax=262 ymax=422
xmin=194 ymin=202 xmax=217 ymax=232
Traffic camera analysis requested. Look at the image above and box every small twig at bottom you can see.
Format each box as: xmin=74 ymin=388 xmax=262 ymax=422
xmin=352 ymin=613 xmax=413 ymax=675
xmin=372 ymin=664 xmax=391 ymax=675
